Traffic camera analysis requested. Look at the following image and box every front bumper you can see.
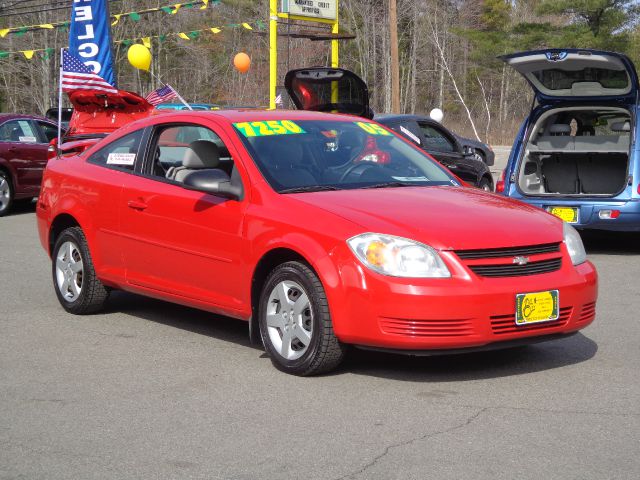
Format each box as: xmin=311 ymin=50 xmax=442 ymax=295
xmin=328 ymin=249 xmax=597 ymax=351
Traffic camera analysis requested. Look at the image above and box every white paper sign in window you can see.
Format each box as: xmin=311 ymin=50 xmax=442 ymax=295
xmin=107 ymin=152 xmax=136 ymax=166
xmin=400 ymin=125 xmax=421 ymax=145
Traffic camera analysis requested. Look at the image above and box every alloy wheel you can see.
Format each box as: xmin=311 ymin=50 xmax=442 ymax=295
xmin=0 ymin=175 xmax=10 ymax=213
xmin=265 ymin=280 xmax=313 ymax=361
xmin=55 ymin=241 xmax=84 ymax=302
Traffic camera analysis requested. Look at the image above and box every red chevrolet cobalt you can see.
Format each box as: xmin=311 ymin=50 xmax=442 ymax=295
xmin=36 ymin=110 xmax=597 ymax=375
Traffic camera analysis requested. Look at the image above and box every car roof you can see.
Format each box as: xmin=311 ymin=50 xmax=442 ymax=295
xmin=374 ymin=113 xmax=431 ymax=123
xmin=143 ymin=109 xmax=370 ymax=123
xmin=0 ymin=113 xmax=51 ymax=122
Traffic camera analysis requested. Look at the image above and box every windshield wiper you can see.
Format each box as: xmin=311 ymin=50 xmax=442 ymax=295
xmin=356 ymin=182 xmax=417 ymax=190
xmin=279 ymin=185 xmax=341 ymax=194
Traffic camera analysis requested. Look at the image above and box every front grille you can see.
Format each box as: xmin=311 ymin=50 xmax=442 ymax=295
xmin=379 ymin=317 xmax=474 ymax=338
xmin=468 ymin=258 xmax=562 ymax=278
xmin=578 ymin=302 xmax=596 ymax=323
xmin=490 ymin=306 xmax=572 ymax=335
xmin=455 ymin=243 xmax=561 ymax=260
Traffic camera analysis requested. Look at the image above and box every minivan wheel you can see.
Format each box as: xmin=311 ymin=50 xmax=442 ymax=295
xmin=52 ymin=226 xmax=109 ymax=314
xmin=0 ymin=171 xmax=14 ymax=217
xmin=259 ymin=261 xmax=346 ymax=376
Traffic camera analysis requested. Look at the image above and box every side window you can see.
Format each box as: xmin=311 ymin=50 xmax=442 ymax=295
xmin=88 ymin=129 xmax=144 ymax=172
xmin=418 ymin=123 xmax=455 ymax=153
xmin=0 ymin=120 xmax=39 ymax=143
xmin=149 ymin=124 xmax=234 ymax=182
xmin=37 ymin=121 xmax=58 ymax=143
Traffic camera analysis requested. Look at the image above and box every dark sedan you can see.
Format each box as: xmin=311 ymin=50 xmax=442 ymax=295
xmin=0 ymin=113 xmax=59 ymax=216
xmin=375 ymin=114 xmax=494 ymax=191
xmin=454 ymin=133 xmax=495 ymax=166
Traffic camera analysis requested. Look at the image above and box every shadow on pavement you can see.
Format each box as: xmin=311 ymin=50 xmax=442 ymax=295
xmin=105 ymin=291 xmax=597 ymax=380
xmin=342 ymin=333 xmax=597 ymax=382
xmin=4 ymin=198 xmax=36 ymax=216
xmin=580 ymin=230 xmax=640 ymax=255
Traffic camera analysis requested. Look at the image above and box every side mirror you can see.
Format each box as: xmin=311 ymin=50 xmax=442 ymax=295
xmin=182 ymin=169 xmax=242 ymax=200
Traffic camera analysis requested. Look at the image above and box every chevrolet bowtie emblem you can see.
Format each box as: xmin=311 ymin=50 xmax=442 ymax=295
xmin=513 ymin=256 xmax=530 ymax=266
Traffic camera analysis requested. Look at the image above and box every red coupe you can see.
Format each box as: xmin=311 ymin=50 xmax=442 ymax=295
xmin=36 ymin=109 xmax=597 ymax=375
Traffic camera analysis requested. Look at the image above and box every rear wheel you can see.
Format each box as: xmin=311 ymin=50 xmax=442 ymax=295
xmin=478 ymin=177 xmax=493 ymax=192
xmin=0 ymin=171 xmax=14 ymax=217
xmin=52 ymin=226 xmax=109 ymax=314
xmin=259 ymin=261 xmax=346 ymax=376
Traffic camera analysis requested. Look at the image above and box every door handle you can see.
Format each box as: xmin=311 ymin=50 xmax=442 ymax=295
xmin=127 ymin=199 xmax=148 ymax=210
xmin=8 ymin=147 xmax=17 ymax=152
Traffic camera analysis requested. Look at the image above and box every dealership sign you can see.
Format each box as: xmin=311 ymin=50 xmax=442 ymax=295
xmin=280 ymin=0 xmax=337 ymax=21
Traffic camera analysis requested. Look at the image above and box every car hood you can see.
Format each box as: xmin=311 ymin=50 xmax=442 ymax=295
xmin=66 ymin=89 xmax=154 ymax=137
xmin=289 ymin=186 xmax=562 ymax=250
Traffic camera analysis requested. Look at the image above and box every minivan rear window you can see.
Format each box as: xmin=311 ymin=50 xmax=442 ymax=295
xmin=532 ymin=68 xmax=629 ymax=90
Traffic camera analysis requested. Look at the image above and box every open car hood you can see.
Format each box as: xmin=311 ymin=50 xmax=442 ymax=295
xmin=284 ymin=67 xmax=373 ymax=119
xmin=66 ymin=89 xmax=154 ymax=137
xmin=500 ymin=49 xmax=638 ymax=104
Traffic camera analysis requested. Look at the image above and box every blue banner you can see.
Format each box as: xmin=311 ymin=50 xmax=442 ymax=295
xmin=69 ymin=0 xmax=116 ymax=86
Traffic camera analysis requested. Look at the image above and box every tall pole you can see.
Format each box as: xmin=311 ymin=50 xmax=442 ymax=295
xmin=269 ymin=0 xmax=278 ymax=110
xmin=389 ymin=0 xmax=400 ymax=113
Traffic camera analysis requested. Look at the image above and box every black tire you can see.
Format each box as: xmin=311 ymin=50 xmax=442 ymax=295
xmin=259 ymin=261 xmax=346 ymax=376
xmin=478 ymin=176 xmax=493 ymax=192
xmin=52 ymin=226 xmax=109 ymax=314
xmin=0 ymin=170 xmax=14 ymax=217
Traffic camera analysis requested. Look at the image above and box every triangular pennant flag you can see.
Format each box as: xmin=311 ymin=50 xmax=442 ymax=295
xmin=210 ymin=27 xmax=221 ymax=34
xmin=42 ymin=48 xmax=54 ymax=59
xmin=200 ymin=0 xmax=209 ymax=9
xmin=122 ymin=39 xmax=133 ymax=47
xmin=159 ymin=35 xmax=167 ymax=42
xmin=22 ymin=50 xmax=35 ymax=59
xmin=188 ymin=31 xmax=200 ymax=39
xmin=178 ymin=32 xmax=190 ymax=40
xmin=0 ymin=29 xmax=9 ymax=38
xmin=0 ymin=52 xmax=9 ymax=58
xmin=161 ymin=6 xmax=172 ymax=13
xmin=129 ymin=12 xmax=141 ymax=21
xmin=172 ymin=4 xmax=182 ymax=14
xmin=142 ymin=37 xmax=151 ymax=48
xmin=256 ymin=20 xmax=266 ymax=30
xmin=14 ymin=27 xmax=28 ymax=37
xmin=111 ymin=14 xmax=121 ymax=26
xmin=39 ymin=24 xmax=54 ymax=29
xmin=242 ymin=23 xmax=253 ymax=30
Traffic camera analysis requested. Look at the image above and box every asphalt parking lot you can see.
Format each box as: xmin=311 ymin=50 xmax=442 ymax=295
xmin=2 ymin=191 xmax=640 ymax=479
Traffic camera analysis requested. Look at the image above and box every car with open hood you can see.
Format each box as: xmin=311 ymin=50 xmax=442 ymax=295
xmin=497 ymin=49 xmax=640 ymax=231
xmin=285 ymin=67 xmax=494 ymax=189
xmin=37 ymin=108 xmax=597 ymax=375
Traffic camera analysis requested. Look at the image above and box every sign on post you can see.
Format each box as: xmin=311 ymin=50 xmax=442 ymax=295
xmin=280 ymin=0 xmax=337 ymax=21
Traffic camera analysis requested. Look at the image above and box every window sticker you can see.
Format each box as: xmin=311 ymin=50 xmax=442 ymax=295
xmin=17 ymin=120 xmax=35 ymax=137
xmin=355 ymin=122 xmax=393 ymax=136
xmin=400 ymin=125 xmax=421 ymax=144
xmin=234 ymin=120 xmax=306 ymax=137
xmin=18 ymin=136 xmax=37 ymax=143
xmin=106 ymin=152 xmax=136 ymax=166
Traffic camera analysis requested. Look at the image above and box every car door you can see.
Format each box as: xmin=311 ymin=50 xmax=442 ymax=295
xmin=0 ymin=118 xmax=48 ymax=195
xmin=416 ymin=120 xmax=479 ymax=185
xmin=119 ymin=120 xmax=248 ymax=315
xmin=33 ymin=120 xmax=59 ymax=185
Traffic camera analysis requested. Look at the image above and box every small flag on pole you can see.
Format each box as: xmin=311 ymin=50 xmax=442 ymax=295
xmin=145 ymin=84 xmax=178 ymax=106
xmin=61 ymin=50 xmax=117 ymax=93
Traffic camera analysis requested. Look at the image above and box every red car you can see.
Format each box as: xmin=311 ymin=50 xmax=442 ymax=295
xmin=37 ymin=109 xmax=597 ymax=375
xmin=0 ymin=113 xmax=58 ymax=216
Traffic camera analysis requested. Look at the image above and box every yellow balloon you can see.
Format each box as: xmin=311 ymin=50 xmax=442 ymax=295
xmin=128 ymin=44 xmax=151 ymax=72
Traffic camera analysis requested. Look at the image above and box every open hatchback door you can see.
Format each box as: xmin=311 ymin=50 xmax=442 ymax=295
xmin=284 ymin=67 xmax=373 ymax=119
xmin=500 ymin=49 xmax=639 ymax=104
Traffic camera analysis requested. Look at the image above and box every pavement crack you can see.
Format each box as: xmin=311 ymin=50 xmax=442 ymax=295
xmin=334 ymin=407 xmax=487 ymax=480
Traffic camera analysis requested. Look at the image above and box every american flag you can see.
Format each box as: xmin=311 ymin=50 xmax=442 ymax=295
xmin=61 ymin=50 xmax=117 ymax=94
xmin=145 ymin=85 xmax=178 ymax=106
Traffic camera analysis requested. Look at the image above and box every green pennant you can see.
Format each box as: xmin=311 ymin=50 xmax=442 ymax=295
xmin=122 ymin=39 xmax=133 ymax=47
xmin=161 ymin=6 xmax=172 ymax=13
xmin=159 ymin=34 xmax=167 ymax=42
xmin=129 ymin=12 xmax=141 ymax=21
xmin=228 ymin=23 xmax=240 ymax=28
xmin=14 ymin=27 xmax=28 ymax=37
xmin=0 ymin=52 xmax=9 ymax=58
xmin=185 ymin=2 xmax=195 ymax=8
xmin=41 ymin=48 xmax=54 ymax=59
xmin=60 ymin=22 xmax=70 ymax=32
xmin=188 ymin=31 xmax=200 ymax=39
xmin=256 ymin=20 xmax=266 ymax=30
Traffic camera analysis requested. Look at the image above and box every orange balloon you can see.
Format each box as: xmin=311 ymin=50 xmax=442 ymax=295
xmin=233 ymin=52 xmax=251 ymax=73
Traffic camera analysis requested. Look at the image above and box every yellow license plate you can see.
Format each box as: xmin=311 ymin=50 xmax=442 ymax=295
xmin=515 ymin=290 xmax=559 ymax=325
xmin=548 ymin=207 xmax=578 ymax=223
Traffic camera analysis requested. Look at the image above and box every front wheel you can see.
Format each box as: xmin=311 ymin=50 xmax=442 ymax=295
xmin=259 ymin=261 xmax=346 ymax=376
xmin=52 ymin=226 xmax=109 ymax=314
xmin=478 ymin=177 xmax=493 ymax=192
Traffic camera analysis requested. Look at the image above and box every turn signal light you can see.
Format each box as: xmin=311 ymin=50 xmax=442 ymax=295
xmin=598 ymin=209 xmax=620 ymax=219
xmin=47 ymin=138 xmax=57 ymax=161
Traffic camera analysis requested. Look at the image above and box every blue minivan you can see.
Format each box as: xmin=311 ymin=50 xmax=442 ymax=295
xmin=497 ymin=49 xmax=640 ymax=231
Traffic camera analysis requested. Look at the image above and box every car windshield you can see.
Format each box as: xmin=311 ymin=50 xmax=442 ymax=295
xmin=233 ymin=119 xmax=455 ymax=193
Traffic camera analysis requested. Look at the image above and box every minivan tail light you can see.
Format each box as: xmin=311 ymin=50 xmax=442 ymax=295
xmin=496 ymin=169 xmax=506 ymax=193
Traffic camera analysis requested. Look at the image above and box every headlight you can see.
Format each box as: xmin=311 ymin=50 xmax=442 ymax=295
xmin=347 ymin=233 xmax=451 ymax=278
xmin=563 ymin=223 xmax=587 ymax=266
